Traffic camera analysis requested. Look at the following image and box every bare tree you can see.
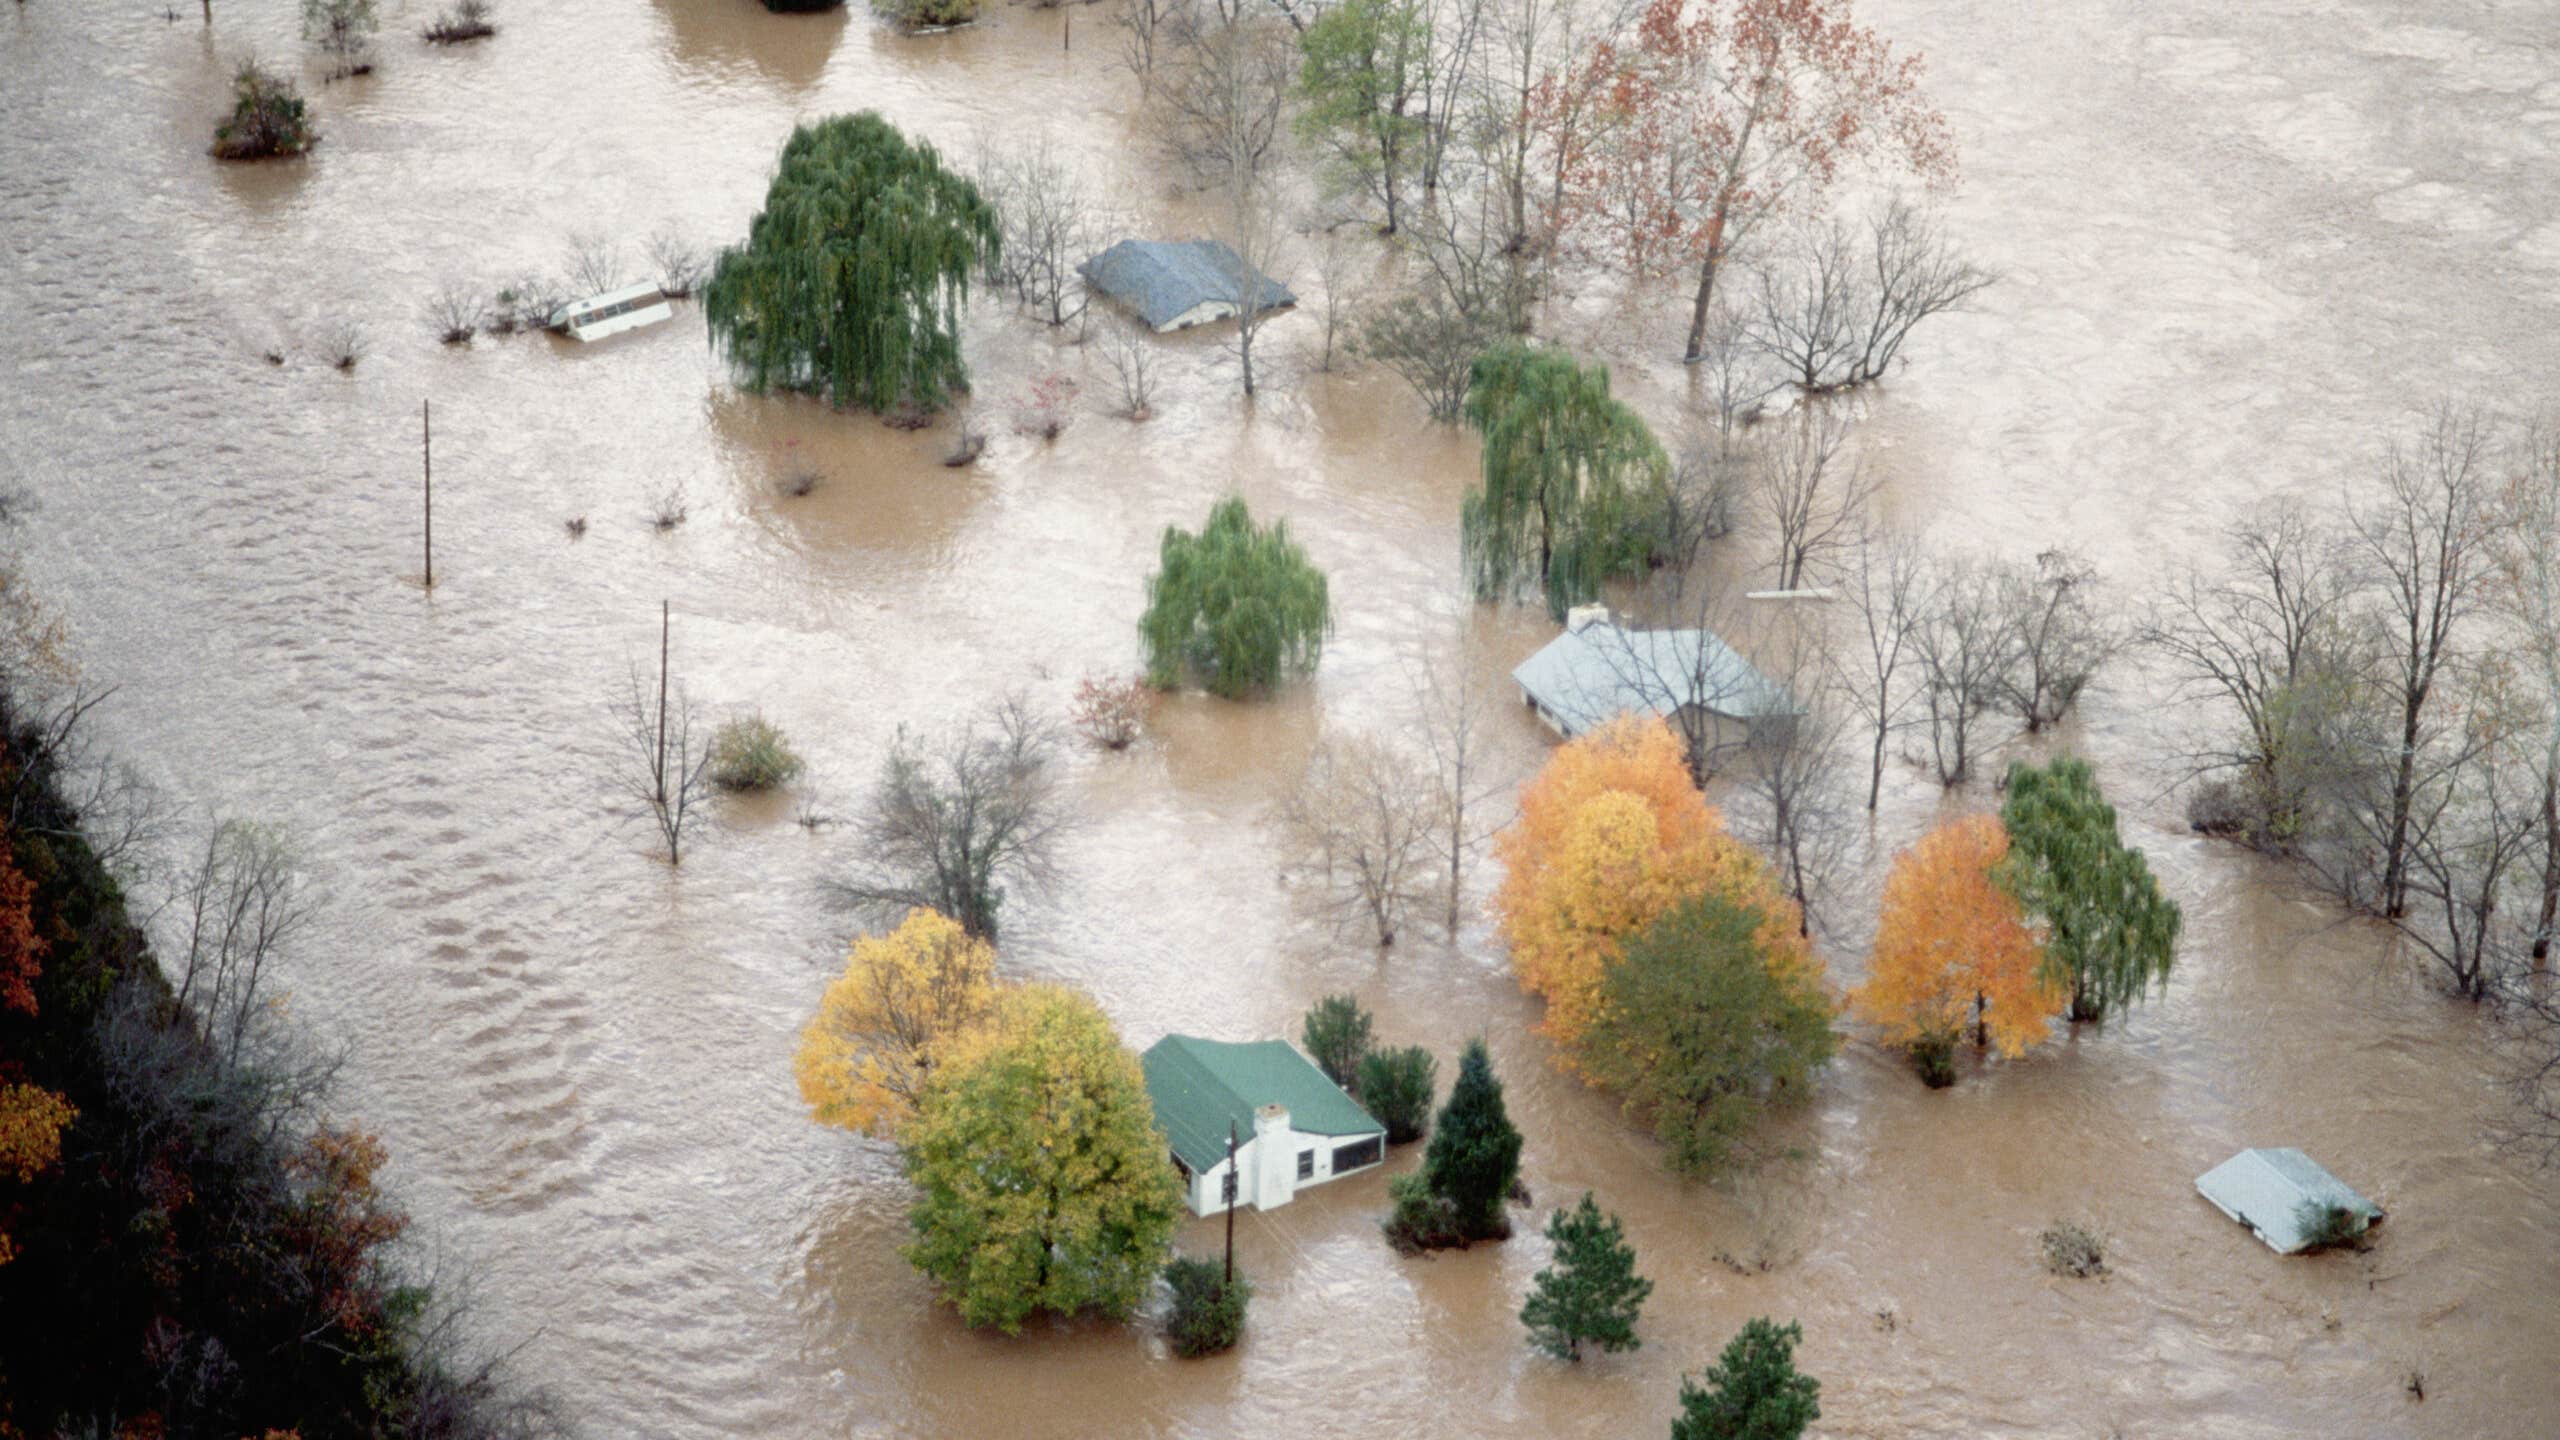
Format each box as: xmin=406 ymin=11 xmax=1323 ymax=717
xmin=1311 ymin=225 xmax=1367 ymax=372
xmin=2502 ymin=978 xmax=2560 ymax=1168
xmin=1842 ymin=198 xmax=1995 ymax=385
xmin=975 ymin=136 xmax=1102 ymax=329
xmin=1747 ymin=199 xmax=1993 ymax=393
xmin=1996 ymin=548 xmax=2116 ymax=731
xmin=1113 ymin=0 xmax=1176 ymax=93
xmin=168 ymin=820 xmax=310 ymax=1071
xmin=836 ymin=697 xmax=1068 ymax=941
xmin=613 ymin=660 xmax=712 ymax=866
xmin=1909 ymin=557 xmax=2016 ymax=788
xmin=1576 ymin=583 xmax=1792 ymax=783
xmin=1406 ymin=635 xmax=1515 ymax=937
xmin=1746 ymin=216 xmax=1862 ymax=394
xmin=1098 ymin=317 xmax=1160 ymax=420
xmin=1221 ymin=173 xmax=1291 ymax=397
xmin=426 ymin=281 xmax=484 ymax=345
xmin=1751 ymin=403 xmax=1875 ymax=590
xmin=2498 ymin=414 xmax=2560 ymax=960
xmin=1357 ymin=182 xmax=1515 ymax=421
xmin=2397 ymin=704 xmax=2543 ymax=1001
xmin=1149 ymin=0 xmax=1295 ymax=192
xmin=1725 ymin=615 xmax=1848 ymax=935
xmin=562 ymin=232 xmax=623 ymax=295
xmin=1275 ymin=732 xmax=1444 ymax=947
xmin=644 ymin=227 xmax=709 ymax=299
xmin=1832 ymin=522 xmax=1932 ymax=810
xmin=2146 ymin=509 xmax=2364 ymax=846
xmin=2347 ymin=402 xmax=2504 ymax=917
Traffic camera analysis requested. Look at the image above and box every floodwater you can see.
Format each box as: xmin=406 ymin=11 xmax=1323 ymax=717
xmin=5 ymin=0 xmax=2559 ymax=1435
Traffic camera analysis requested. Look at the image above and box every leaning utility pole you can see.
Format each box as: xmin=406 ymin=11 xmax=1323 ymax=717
xmin=421 ymin=399 xmax=434 ymax=588
xmin=1223 ymin=1123 xmax=1238 ymax=1283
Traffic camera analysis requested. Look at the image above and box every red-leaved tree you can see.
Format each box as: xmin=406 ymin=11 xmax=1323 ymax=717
xmin=1541 ymin=0 xmax=1955 ymax=362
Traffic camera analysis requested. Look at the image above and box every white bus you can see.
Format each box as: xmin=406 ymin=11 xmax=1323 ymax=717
xmin=550 ymin=282 xmax=673 ymax=343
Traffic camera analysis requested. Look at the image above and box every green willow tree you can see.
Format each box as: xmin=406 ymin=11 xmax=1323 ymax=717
xmin=1998 ymin=757 xmax=2183 ymax=1023
xmin=1139 ymin=497 xmax=1331 ymax=698
xmin=1460 ymin=343 xmax=1671 ymax=620
xmin=1296 ymin=0 xmax=1429 ymax=235
xmin=702 ymin=112 xmax=999 ymax=416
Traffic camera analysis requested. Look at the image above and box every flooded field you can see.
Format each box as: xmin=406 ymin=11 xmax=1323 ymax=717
xmin=5 ymin=0 xmax=2559 ymax=1435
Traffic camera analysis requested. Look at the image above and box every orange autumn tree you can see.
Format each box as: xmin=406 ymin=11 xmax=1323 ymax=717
xmin=1494 ymin=714 xmax=1812 ymax=1064
xmin=1853 ymin=814 xmax=2066 ymax=1086
xmin=0 ymin=828 xmax=71 ymax=1268
xmin=794 ymin=907 xmax=1001 ymax=1141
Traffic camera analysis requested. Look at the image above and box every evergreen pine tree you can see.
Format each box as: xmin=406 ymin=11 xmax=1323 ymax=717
xmin=1422 ymin=1037 xmax=1523 ymax=1240
xmin=1519 ymin=1192 xmax=1651 ymax=1360
xmin=1672 ymin=1318 xmax=1820 ymax=1440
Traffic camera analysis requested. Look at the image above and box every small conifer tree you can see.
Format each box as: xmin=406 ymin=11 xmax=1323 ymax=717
xmin=1672 ymin=1318 xmax=1820 ymax=1440
xmin=1520 ymin=1193 xmax=1651 ymax=1360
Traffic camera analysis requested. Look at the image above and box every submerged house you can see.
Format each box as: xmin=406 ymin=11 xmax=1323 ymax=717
xmin=1511 ymin=604 xmax=1797 ymax=755
xmin=2195 ymin=1148 xmax=2385 ymax=1254
xmin=1140 ymin=1035 xmax=1387 ymax=1216
xmin=1079 ymin=239 xmax=1296 ymax=333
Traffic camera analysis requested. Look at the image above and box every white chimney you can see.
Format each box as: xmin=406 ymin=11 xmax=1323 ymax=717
xmin=1253 ymin=1104 xmax=1294 ymax=1209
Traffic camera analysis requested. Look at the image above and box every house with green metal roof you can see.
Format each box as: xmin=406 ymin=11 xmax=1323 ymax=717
xmin=1140 ymin=1035 xmax=1387 ymax=1215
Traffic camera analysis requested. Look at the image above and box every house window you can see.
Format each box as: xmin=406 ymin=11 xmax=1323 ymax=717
xmin=1331 ymin=1136 xmax=1383 ymax=1173
xmin=1221 ymin=1171 xmax=1238 ymax=1206
xmin=1297 ymin=1149 xmax=1315 ymax=1180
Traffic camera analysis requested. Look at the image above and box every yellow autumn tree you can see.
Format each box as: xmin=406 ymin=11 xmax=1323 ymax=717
xmin=794 ymin=908 xmax=1000 ymax=1140
xmin=1494 ymin=714 xmax=1812 ymax=1063
xmin=1853 ymin=814 xmax=2067 ymax=1085
xmin=0 ymin=1082 xmax=75 ymax=1267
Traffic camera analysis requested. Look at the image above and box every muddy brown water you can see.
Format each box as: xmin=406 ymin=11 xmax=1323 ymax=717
xmin=6 ymin=0 xmax=2560 ymax=1435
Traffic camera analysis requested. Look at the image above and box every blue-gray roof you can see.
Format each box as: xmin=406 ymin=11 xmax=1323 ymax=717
xmin=1079 ymin=239 xmax=1296 ymax=330
xmin=2195 ymin=1148 xmax=2384 ymax=1254
xmin=1511 ymin=619 xmax=1796 ymax=736
xmin=1141 ymin=1035 xmax=1382 ymax=1174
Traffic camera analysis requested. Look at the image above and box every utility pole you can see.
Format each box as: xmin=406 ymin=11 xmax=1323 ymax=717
xmin=1223 ymin=1123 xmax=1238 ymax=1284
xmin=655 ymin=600 xmax=671 ymax=805
xmin=421 ymin=399 xmax=434 ymax=589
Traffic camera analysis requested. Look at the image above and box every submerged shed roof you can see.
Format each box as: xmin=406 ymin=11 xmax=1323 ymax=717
xmin=2195 ymin=1147 xmax=2384 ymax=1254
xmin=1511 ymin=618 xmax=1797 ymax=736
xmin=1140 ymin=1035 xmax=1382 ymax=1174
xmin=1079 ymin=239 xmax=1295 ymax=330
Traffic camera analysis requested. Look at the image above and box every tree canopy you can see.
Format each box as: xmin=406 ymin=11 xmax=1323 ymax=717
xmin=1462 ymin=344 xmax=1670 ymax=619
xmin=1674 ymin=1318 xmax=1822 ymax=1440
xmin=793 ymin=908 xmax=999 ymax=1140
xmin=1301 ymin=992 xmax=1374 ymax=1088
xmin=1583 ymin=893 xmax=1836 ymax=1176
xmin=1296 ymin=0 xmax=1429 ymax=234
xmin=1854 ymin=814 xmax=2067 ymax=1079
xmin=1140 ymin=497 xmax=1332 ymax=698
xmin=703 ymin=112 xmax=999 ymax=416
xmin=1417 ymin=1037 xmax=1523 ymax=1242
xmin=1520 ymin=1192 xmax=1652 ymax=1361
xmin=1494 ymin=715 xmax=1810 ymax=1058
xmin=1998 ymin=758 xmax=2182 ymax=1023
xmin=900 ymin=985 xmax=1183 ymax=1332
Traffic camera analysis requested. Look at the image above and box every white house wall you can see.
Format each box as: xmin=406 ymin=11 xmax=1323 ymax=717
xmin=1182 ymin=1125 xmax=1386 ymax=1215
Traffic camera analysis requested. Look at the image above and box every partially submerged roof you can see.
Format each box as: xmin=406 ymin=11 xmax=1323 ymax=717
xmin=1079 ymin=239 xmax=1295 ymax=330
xmin=2195 ymin=1148 xmax=2384 ymax=1254
xmin=1511 ymin=616 xmax=1797 ymax=736
xmin=1141 ymin=1035 xmax=1382 ymax=1174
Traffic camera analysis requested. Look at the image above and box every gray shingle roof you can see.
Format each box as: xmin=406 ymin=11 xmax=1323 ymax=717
xmin=2195 ymin=1148 xmax=2384 ymax=1253
xmin=1079 ymin=239 xmax=1296 ymax=330
xmin=1141 ymin=1035 xmax=1382 ymax=1174
xmin=1510 ymin=620 xmax=1796 ymax=736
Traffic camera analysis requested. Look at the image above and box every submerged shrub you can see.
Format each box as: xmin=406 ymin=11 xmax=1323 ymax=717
xmin=1356 ymin=1045 xmax=1436 ymax=1145
xmin=211 ymin=60 xmax=317 ymax=161
xmin=2039 ymin=1220 xmax=2106 ymax=1278
xmin=1162 ymin=1256 xmax=1250 ymax=1358
xmin=2294 ymin=1201 xmax=2369 ymax=1253
xmin=871 ymin=0 xmax=980 ymax=26
xmin=710 ymin=713 xmax=805 ymax=791
xmin=422 ymin=0 xmax=497 ymax=43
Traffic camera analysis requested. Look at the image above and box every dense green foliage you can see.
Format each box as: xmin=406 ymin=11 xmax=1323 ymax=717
xmin=870 ymin=0 xmax=980 ymax=25
xmin=1139 ymin=497 xmax=1332 ymax=698
xmin=1461 ymin=344 xmax=1670 ymax=619
xmin=1300 ymin=992 xmax=1373 ymax=1088
xmin=1385 ymin=1038 xmax=1521 ymax=1250
xmin=1520 ymin=1193 xmax=1652 ymax=1360
xmin=703 ymin=112 xmax=999 ymax=416
xmin=0 ymin=693 xmax=556 ymax=1436
xmin=1582 ymin=895 xmax=1838 ymax=1177
xmin=1162 ymin=1255 xmax=1252 ymax=1357
xmin=900 ymin=986 xmax=1183 ymax=1333
xmin=1296 ymin=0 xmax=1428 ymax=232
xmin=1673 ymin=1318 xmax=1821 ymax=1440
xmin=210 ymin=60 xmax=316 ymax=160
xmin=1998 ymin=757 xmax=2183 ymax=1023
xmin=709 ymin=712 xmax=806 ymax=791
xmin=1355 ymin=1044 xmax=1436 ymax=1144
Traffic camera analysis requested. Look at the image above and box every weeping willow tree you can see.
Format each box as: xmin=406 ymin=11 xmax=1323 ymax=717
xmin=1140 ymin=497 xmax=1331 ymax=699
xmin=702 ymin=112 xmax=998 ymax=416
xmin=1460 ymin=344 xmax=1671 ymax=620
xmin=1998 ymin=757 xmax=2184 ymax=1023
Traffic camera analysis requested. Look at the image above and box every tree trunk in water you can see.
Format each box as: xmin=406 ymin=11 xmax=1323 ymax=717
xmin=1973 ymin=992 xmax=1986 ymax=1049
xmin=1867 ymin=725 xmax=1887 ymax=812
xmin=1681 ymin=239 xmax=1725 ymax=364
xmin=2539 ymin=768 xmax=2558 ymax=963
